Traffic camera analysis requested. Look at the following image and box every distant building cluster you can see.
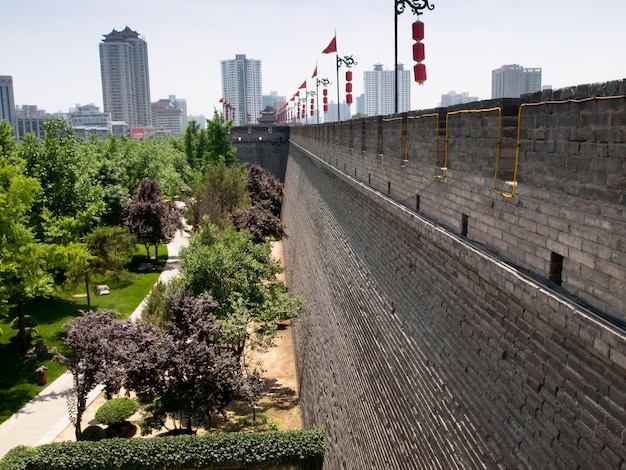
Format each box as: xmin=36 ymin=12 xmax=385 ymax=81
xmin=1 ymin=27 xmax=190 ymax=141
xmin=1 ymin=27 xmax=546 ymax=135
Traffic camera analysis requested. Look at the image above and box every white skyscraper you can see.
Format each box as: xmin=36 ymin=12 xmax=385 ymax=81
xmin=364 ymin=64 xmax=410 ymax=117
xmin=99 ymin=27 xmax=153 ymax=129
xmin=491 ymin=64 xmax=542 ymax=99
xmin=221 ymin=54 xmax=262 ymax=126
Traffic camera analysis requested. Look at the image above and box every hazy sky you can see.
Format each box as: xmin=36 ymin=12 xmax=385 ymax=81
xmin=2 ymin=0 xmax=624 ymax=117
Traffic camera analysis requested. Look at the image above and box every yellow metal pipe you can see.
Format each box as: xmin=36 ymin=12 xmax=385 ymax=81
xmin=443 ymin=107 xmax=502 ymax=181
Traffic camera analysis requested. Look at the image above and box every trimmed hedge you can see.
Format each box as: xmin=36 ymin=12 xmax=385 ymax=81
xmin=0 ymin=428 xmax=325 ymax=470
xmin=94 ymin=397 xmax=139 ymax=426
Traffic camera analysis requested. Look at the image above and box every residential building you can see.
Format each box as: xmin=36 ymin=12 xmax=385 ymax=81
xmin=491 ymin=64 xmax=542 ymax=99
xmin=99 ymin=26 xmax=153 ymax=129
xmin=15 ymin=105 xmax=49 ymax=140
xmin=440 ymin=91 xmax=479 ymax=107
xmin=69 ymin=104 xmax=111 ymax=139
xmin=221 ymin=54 xmax=262 ymax=126
xmin=0 ymin=76 xmax=18 ymax=138
xmin=364 ymin=64 xmax=410 ymax=117
xmin=152 ymin=98 xmax=183 ymax=136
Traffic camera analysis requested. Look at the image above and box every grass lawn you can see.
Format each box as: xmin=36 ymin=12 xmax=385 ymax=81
xmin=0 ymin=244 xmax=167 ymax=425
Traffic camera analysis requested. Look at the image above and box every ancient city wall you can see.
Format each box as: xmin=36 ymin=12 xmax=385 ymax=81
xmin=229 ymin=126 xmax=290 ymax=181
xmin=282 ymin=80 xmax=626 ymax=468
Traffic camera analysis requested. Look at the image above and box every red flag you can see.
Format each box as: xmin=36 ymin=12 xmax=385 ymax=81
xmin=322 ymin=35 xmax=337 ymax=54
xmin=295 ymin=90 xmax=300 ymax=97
xmin=299 ymin=80 xmax=307 ymax=89
xmin=312 ymin=65 xmax=318 ymax=78
xmin=219 ymin=98 xmax=224 ymax=103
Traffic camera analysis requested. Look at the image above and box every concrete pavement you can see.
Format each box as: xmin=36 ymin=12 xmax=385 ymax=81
xmin=0 ymin=224 xmax=190 ymax=459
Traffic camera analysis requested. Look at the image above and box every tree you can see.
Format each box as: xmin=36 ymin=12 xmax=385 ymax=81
xmin=190 ymin=162 xmax=249 ymax=228
xmin=230 ymin=164 xmax=286 ymax=242
xmin=125 ymin=179 xmax=183 ymax=259
xmin=85 ymin=226 xmax=137 ymax=282
xmin=244 ymin=164 xmax=283 ymax=216
xmin=176 ymin=221 xmax=305 ymax=363
xmin=0 ymin=154 xmax=53 ymax=353
xmin=150 ymin=289 xmax=246 ymax=432
xmin=20 ymin=119 xmax=105 ymax=239
xmin=55 ymin=310 xmax=172 ymax=440
xmin=204 ymin=110 xmax=237 ymax=167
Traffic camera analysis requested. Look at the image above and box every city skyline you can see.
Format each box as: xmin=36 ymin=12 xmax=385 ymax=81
xmin=1 ymin=0 xmax=625 ymax=117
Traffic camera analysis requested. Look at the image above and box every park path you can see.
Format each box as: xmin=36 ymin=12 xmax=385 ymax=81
xmin=0 ymin=221 xmax=191 ymax=459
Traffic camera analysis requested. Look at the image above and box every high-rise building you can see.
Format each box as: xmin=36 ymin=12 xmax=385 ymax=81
xmin=491 ymin=64 xmax=542 ymax=99
xmin=0 ymin=76 xmax=18 ymax=138
xmin=221 ymin=54 xmax=262 ymax=126
xmin=99 ymin=26 xmax=153 ymax=129
xmin=364 ymin=64 xmax=410 ymax=117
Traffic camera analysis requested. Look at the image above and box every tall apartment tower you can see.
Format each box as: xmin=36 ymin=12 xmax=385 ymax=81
xmin=364 ymin=64 xmax=410 ymax=117
xmin=491 ymin=64 xmax=542 ymax=99
xmin=0 ymin=76 xmax=18 ymax=138
xmin=99 ymin=26 xmax=153 ymax=129
xmin=220 ymin=54 xmax=262 ymax=126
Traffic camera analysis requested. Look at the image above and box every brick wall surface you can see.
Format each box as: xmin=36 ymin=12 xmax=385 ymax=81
xmin=230 ymin=126 xmax=290 ymax=182
xmin=282 ymin=81 xmax=626 ymax=468
xmin=282 ymin=144 xmax=625 ymax=469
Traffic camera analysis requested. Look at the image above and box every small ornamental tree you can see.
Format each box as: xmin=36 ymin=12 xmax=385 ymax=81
xmin=142 ymin=289 xmax=247 ymax=433
xmin=55 ymin=310 xmax=172 ymax=440
xmin=125 ymin=178 xmax=183 ymax=259
xmin=230 ymin=164 xmax=286 ymax=242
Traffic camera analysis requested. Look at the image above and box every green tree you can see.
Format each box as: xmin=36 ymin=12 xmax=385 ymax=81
xmin=20 ymin=119 xmax=105 ymax=240
xmin=0 ymin=155 xmax=53 ymax=353
xmin=204 ymin=110 xmax=237 ymax=167
xmin=176 ymin=221 xmax=305 ymax=362
xmin=190 ymin=162 xmax=249 ymax=228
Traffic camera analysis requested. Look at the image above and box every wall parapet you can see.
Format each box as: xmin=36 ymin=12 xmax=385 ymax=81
xmin=291 ymin=79 xmax=626 ymax=326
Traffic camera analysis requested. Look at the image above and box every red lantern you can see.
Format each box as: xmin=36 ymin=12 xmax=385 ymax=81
xmin=414 ymin=63 xmax=427 ymax=84
xmin=413 ymin=42 xmax=425 ymax=63
xmin=323 ymin=88 xmax=328 ymax=96
xmin=346 ymin=83 xmax=353 ymax=93
xmin=345 ymin=70 xmax=352 ymax=82
xmin=412 ymin=20 xmax=424 ymax=41
xmin=323 ymin=104 xmax=329 ymax=113
xmin=346 ymin=94 xmax=353 ymax=105
xmin=323 ymin=96 xmax=328 ymax=104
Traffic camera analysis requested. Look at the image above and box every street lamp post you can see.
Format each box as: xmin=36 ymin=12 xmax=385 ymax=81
xmin=336 ymin=55 xmax=357 ymax=121
xmin=394 ymin=0 xmax=435 ymax=114
xmin=315 ymin=77 xmax=330 ymax=124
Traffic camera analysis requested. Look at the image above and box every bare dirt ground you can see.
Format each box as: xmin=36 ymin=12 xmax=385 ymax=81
xmin=55 ymin=241 xmax=301 ymax=441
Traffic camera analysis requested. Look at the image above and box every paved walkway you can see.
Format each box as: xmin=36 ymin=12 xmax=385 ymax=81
xmin=0 ymin=224 xmax=190 ymax=459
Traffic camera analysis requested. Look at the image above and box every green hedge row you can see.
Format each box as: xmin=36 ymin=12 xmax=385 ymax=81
xmin=0 ymin=428 xmax=325 ymax=470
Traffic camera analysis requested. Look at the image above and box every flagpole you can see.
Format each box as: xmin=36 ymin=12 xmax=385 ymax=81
xmin=335 ymin=50 xmax=341 ymax=122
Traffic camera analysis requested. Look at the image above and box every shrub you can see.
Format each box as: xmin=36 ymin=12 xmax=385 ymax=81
xmin=95 ymin=397 xmax=139 ymax=426
xmin=0 ymin=428 xmax=326 ymax=470
xmin=81 ymin=425 xmax=106 ymax=441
